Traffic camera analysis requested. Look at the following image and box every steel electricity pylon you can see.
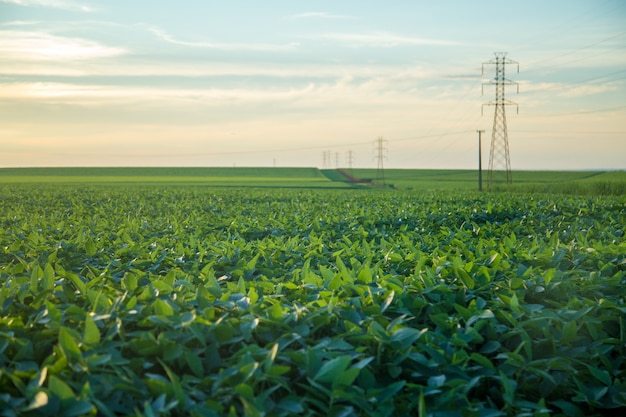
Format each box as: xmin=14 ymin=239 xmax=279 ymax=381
xmin=373 ymin=136 xmax=387 ymax=186
xmin=482 ymin=52 xmax=519 ymax=187
xmin=346 ymin=150 xmax=354 ymax=172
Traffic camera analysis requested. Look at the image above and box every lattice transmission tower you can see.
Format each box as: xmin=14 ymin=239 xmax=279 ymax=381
xmin=346 ymin=150 xmax=354 ymax=172
xmin=482 ymin=52 xmax=519 ymax=187
xmin=373 ymin=136 xmax=387 ymax=186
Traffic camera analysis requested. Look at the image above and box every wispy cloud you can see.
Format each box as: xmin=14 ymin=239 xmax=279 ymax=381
xmin=146 ymin=26 xmax=298 ymax=52
xmin=1 ymin=51 xmax=434 ymax=82
xmin=0 ymin=20 xmax=40 ymax=26
xmin=522 ymin=80 xmax=620 ymax=97
xmin=0 ymin=0 xmax=95 ymax=12
xmin=288 ymin=12 xmax=356 ymax=20
xmin=0 ymin=30 xmax=126 ymax=60
xmin=0 ymin=69 xmax=455 ymax=109
xmin=0 ymin=81 xmax=321 ymax=106
xmin=305 ymin=32 xmax=460 ymax=48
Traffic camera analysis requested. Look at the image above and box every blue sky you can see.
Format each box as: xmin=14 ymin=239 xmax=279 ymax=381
xmin=1 ymin=0 xmax=625 ymax=169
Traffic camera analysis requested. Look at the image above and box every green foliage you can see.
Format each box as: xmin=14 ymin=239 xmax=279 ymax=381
xmin=0 ymin=185 xmax=624 ymax=416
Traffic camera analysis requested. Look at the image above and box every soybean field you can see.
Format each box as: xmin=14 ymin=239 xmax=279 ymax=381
xmin=0 ymin=181 xmax=624 ymax=416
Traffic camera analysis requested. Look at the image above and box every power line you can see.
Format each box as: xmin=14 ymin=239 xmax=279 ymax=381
xmin=516 ymin=129 xmax=625 ymax=135
xmin=516 ymin=0 xmax=625 ymax=62
xmin=528 ymin=68 xmax=626 ymax=96
xmin=192 ymin=129 xmax=472 ymax=160
xmin=388 ymin=130 xmax=471 ymax=142
xmin=519 ymin=105 xmax=626 ymax=118
xmin=525 ymin=30 xmax=626 ymax=73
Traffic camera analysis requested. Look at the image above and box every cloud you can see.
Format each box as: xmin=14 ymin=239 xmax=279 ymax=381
xmin=0 ymin=81 xmax=319 ymax=105
xmin=0 ymin=20 xmax=40 ymax=26
xmin=522 ymin=80 xmax=620 ymax=97
xmin=0 ymin=30 xmax=126 ymax=60
xmin=288 ymin=12 xmax=356 ymax=20
xmin=146 ymin=26 xmax=298 ymax=52
xmin=0 ymin=68 xmax=460 ymax=111
xmin=0 ymin=0 xmax=95 ymax=12
xmin=1 ymin=49 xmax=426 ymax=78
xmin=561 ymin=83 xmax=619 ymax=97
xmin=303 ymin=32 xmax=460 ymax=48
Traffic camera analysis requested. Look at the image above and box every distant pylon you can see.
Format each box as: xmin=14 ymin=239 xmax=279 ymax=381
xmin=482 ymin=52 xmax=519 ymax=187
xmin=373 ymin=136 xmax=387 ymax=185
xmin=346 ymin=150 xmax=354 ymax=172
xmin=322 ymin=150 xmax=332 ymax=168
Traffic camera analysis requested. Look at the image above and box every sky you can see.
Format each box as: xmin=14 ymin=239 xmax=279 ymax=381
xmin=1 ymin=0 xmax=625 ymax=170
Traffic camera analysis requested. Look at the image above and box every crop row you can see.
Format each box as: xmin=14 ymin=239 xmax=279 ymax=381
xmin=0 ymin=185 xmax=624 ymax=416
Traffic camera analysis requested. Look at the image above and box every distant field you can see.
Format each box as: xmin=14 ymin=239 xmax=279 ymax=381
xmin=337 ymin=169 xmax=626 ymax=195
xmin=1 ymin=167 xmax=624 ymax=194
xmin=493 ymin=171 xmax=626 ymax=196
xmin=0 ymin=167 xmax=347 ymax=188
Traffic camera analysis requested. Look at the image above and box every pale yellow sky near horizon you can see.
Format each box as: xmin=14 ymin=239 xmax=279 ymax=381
xmin=1 ymin=0 xmax=625 ymax=170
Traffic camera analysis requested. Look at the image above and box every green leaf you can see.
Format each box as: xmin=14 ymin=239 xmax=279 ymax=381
xmin=455 ymin=267 xmax=474 ymax=289
xmin=562 ymin=320 xmax=578 ymax=344
xmin=85 ymin=238 xmax=97 ymax=256
xmin=48 ymin=375 xmax=74 ymax=403
xmin=428 ymin=375 xmax=446 ymax=388
xmin=390 ymin=327 xmax=427 ymax=347
xmin=499 ymin=370 xmax=517 ymax=406
xmin=587 ymin=365 xmax=612 ymax=386
xmin=158 ymin=359 xmax=185 ymax=407
xmin=30 ymin=264 xmax=41 ymax=292
xmin=153 ymin=299 xmax=174 ymax=316
xmin=246 ymin=253 xmax=260 ymax=271
xmin=454 ymin=303 xmax=473 ymax=321
xmin=83 ymin=314 xmax=100 ymax=345
xmin=235 ymin=383 xmax=254 ymax=399
xmin=263 ymin=343 xmax=279 ymax=373
xmin=369 ymin=320 xmax=389 ymax=342
xmin=58 ymin=327 xmax=82 ymax=363
xmin=206 ymin=273 xmax=223 ymax=297
xmin=325 ymin=273 xmax=342 ymax=291
xmin=248 ymin=285 xmax=259 ymax=305
xmin=544 ymin=268 xmax=556 ymax=285
xmin=509 ymin=292 xmax=521 ymax=315
xmin=372 ymin=380 xmax=406 ymax=404
xmin=236 ymin=276 xmax=246 ymax=293
xmin=381 ymin=290 xmax=395 ymax=313
xmin=333 ymin=367 xmax=360 ymax=389
xmin=86 ymin=289 xmax=110 ymax=312
xmin=314 ymin=355 xmax=352 ymax=384
xmin=479 ymin=340 xmax=501 ymax=354
xmin=277 ymin=397 xmax=304 ymax=413
xmin=418 ymin=389 xmax=426 ymax=417
xmin=553 ymin=400 xmax=584 ymax=417
xmin=240 ymin=397 xmax=262 ymax=417
xmin=184 ymin=351 xmax=204 ymax=378
xmin=357 ymin=266 xmax=373 ymax=284
xmin=122 ymin=272 xmax=137 ymax=292
xmin=42 ymin=264 xmax=55 ymax=291
xmin=268 ymin=365 xmax=290 ymax=377
xmin=486 ymin=252 xmax=500 ymax=266
xmin=470 ymin=352 xmax=494 ymax=370
xmin=63 ymin=401 xmax=96 ymax=417
xmin=65 ymin=272 xmax=86 ymax=294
